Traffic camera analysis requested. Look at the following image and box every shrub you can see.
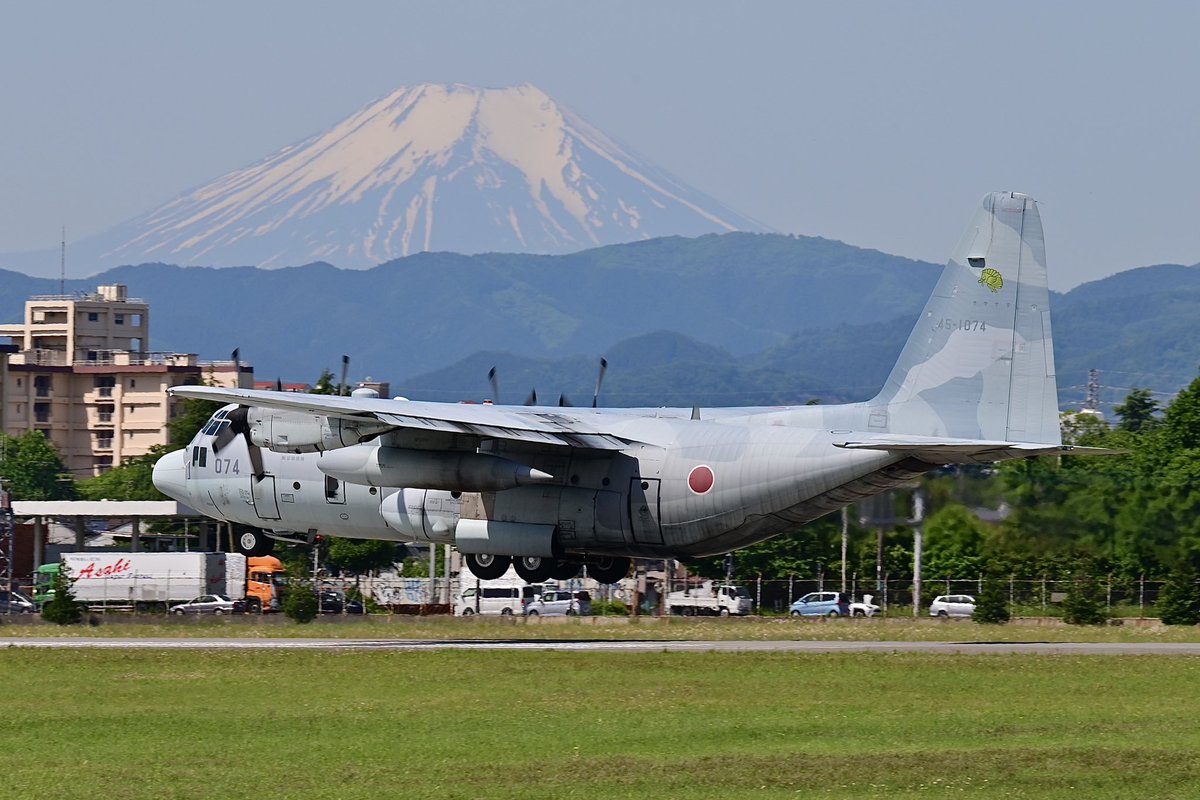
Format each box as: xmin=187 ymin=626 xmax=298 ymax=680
xmin=40 ymin=563 xmax=83 ymax=625
xmin=972 ymin=577 xmax=1011 ymax=624
xmin=1156 ymin=562 xmax=1200 ymax=625
xmin=1062 ymin=564 xmax=1109 ymax=626
xmin=282 ymin=581 xmax=320 ymax=623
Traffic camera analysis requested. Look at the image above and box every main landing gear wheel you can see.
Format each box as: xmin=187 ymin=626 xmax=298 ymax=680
xmin=586 ymin=556 xmax=631 ymax=585
xmin=465 ymin=553 xmax=511 ymax=580
xmin=549 ymin=560 xmax=583 ymax=580
xmin=513 ymin=556 xmax=555 ymax=583
xmin=236 ymin=528 xmax=275 ymax=557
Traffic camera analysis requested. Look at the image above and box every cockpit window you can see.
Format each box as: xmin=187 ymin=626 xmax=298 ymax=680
xmin=199 ymin=412 xmax=229 ymax=438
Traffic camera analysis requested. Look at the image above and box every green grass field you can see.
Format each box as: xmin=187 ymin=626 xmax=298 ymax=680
xmin=3 ymin=647 xmax=1200 ymax=799
xmin=5 ymin=613 xmax=1200 ymax=643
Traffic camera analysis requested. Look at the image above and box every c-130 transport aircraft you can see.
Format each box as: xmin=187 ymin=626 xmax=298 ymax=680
xmin=153 ymin=192 xmax=1112 ymax=583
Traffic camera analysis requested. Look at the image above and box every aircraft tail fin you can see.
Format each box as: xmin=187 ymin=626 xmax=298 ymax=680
xmin=867 ymin=192 xmax=1061 ymax=445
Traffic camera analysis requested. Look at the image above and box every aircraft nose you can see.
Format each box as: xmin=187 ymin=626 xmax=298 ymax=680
xmin=152 ymin=449 xmax=188 ymax=502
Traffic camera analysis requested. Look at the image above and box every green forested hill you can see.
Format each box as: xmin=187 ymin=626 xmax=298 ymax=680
xmin=2 ymin=237 xmax=1197 ymax=413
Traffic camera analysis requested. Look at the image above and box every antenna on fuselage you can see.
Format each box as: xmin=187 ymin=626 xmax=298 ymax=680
xmin=340 ymin=355 xmax=350 ymax=397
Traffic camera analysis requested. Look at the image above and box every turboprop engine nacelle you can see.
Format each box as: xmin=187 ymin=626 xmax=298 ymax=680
xmin=247 ymin=409 xmax=394 ymax=454
xmin=379 ymin=488 xmax=462 ymax=544
xmin=318 ymin=445 xmax=555 ymax=492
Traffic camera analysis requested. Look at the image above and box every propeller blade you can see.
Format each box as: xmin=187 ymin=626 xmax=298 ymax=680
xmin=524 ymin=388 xmax=537 ymax=406
xmin=488 ymin=366 xmax=499 ymax=403
xmin=274 ymin=377 xmax=283 ymax=391
xmin=559 ymin=393 xmax=573 ymax=407
xmin=212 ymin=424 xmax=237 ymax=453
xmin=219 ymin=405 xmax=267 ymax=481
xmin=246 ymin=442 xmax=266 ymax=481
xmin=592 ymin=357 xmax=608 ymax=408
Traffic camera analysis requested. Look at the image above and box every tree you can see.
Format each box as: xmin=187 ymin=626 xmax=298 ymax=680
xmin=78 ymin=446 xmax=169 ymax=500
xmin=1156 ymin=560 xmax=1200 ymax=625
xmin=311 ymin=369 xmax=348 ymax=396
xmin=0 ymin=431 xmax=77 ymax=500
xmin=1114 ymin=388 xmax=1161 ymax=433
xmin=167 ymin=393 xmax=224 ymax=449
xmin=326 ymin=537 xmax=397 ymax=576
xmin=40 ymin=562 xmax=83 ymax=625
xmin=971 ymin=576 xmax=1011 ymax=624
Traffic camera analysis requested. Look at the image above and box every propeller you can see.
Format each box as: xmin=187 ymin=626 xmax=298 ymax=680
xmin=212 ymin=405 xmax=266 ymax=481
xmin=524 ymin=388 xmax=538 ymax=406
xmin=488 ymin=366 xmax=499 ymax=403
xmin=558 ymin=393 xmax=572 ymax=407
xmin=592 ymin=357 xmax=608 ymax=408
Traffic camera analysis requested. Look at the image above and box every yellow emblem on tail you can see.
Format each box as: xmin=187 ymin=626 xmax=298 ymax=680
xmin=978 ymin=267 xmax=1004 ymax=293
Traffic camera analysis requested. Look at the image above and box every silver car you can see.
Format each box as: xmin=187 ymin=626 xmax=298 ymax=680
xmin=170 ymin=594 xmax=237 ymax=615
xmin=929 ymin=594 xmax=976 ymax=618
xmin=525 ymin=590 xmax=591 ymax=616
xmin=0 ymin=589 xmax=36 ymax=614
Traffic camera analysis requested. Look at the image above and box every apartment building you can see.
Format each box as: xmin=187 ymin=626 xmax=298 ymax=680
xmin=0 ymin=285 xmax=252 ymax=477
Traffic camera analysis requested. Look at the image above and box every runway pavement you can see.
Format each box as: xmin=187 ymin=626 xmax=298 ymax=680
xmin=6 ymin=637 xmax=1200 ymax=654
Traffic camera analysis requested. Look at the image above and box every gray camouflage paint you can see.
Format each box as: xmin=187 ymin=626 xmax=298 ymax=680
xmin=158 ymin=193 xmax=1069 ymax=559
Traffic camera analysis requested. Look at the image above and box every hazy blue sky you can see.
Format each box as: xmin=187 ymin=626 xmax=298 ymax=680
xmin=1 ymin=1 xmax=1197 ymax=289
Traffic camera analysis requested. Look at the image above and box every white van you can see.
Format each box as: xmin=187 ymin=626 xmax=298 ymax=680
xmin=455 ymin=584 xmax=541 ymax=616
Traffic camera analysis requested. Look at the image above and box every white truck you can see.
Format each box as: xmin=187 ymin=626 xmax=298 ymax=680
xmin=42 ymin=552 xmax=250 ymax=610
xmin=666 ymin=581 xmax=753 ymax=616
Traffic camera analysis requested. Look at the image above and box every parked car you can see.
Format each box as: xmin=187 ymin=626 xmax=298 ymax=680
xmin=789 ymin=591 xmax=851 ymax=617
xmin=525 ymin=589 xmax=591 ymax=616
xmin=455 ymin=584 xmax=541 ymax=616
xmin=169 ymin=594 xmax=239 ymax=615
xmin=316 ymin=590 xmax=364 ymax=615
xmin=850 ymin=594 xmax=881 ymax=617
xmin=930 ymin=594 xmax=976 ymax=617
xmin=0 ymin=589 xmax=36 ymax=614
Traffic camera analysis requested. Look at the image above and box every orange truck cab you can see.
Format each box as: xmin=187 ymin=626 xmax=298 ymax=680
xmin=245 ymin=556 xmax=287 ymax=613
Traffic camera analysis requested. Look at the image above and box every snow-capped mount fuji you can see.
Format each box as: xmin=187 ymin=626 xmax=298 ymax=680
xmin=62 ymin=84 xmax=768 ymax=271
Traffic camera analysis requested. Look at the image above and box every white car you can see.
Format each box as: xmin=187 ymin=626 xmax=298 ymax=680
xmin=930 ymin=594 xmax=976 ymax=618
xmin=850 ymin=594 xmax=881 ymax=617
xmin=170 ymin=594 xmax=238 ymax=615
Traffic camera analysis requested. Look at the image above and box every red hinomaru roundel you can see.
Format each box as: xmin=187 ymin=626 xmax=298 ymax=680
xmin=688 ymin=465 xmax=715 ymax=495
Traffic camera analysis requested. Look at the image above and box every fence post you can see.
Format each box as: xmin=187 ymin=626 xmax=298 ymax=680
xmin=1139 ymin=574 xmax=1145 ymax=618
xmin=1041 ymin=574 xmax=1046 ymax=616
xmin=1009 ymin=575 xmax=1014 ymax=614
xmin=788 ymin=574 xmax=794 ymax=605
xmin=755 ymin=574 xmax=762 ymax=616
xmin=1106 ymin=573 xmax=1113 ymax=612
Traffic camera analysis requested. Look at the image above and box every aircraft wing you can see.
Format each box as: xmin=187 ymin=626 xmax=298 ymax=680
xmin=168 ymin=386 xmax=640 ymax=450
xmin=834 ymin=435 xmax=1125 ymax=464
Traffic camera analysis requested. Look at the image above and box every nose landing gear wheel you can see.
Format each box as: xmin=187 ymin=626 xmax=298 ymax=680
xmin=236 ymin=528 xmax=275 ymax=557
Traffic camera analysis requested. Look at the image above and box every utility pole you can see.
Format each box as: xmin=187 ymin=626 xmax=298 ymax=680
xmin=911 ymin=489 xmax=925 ymax=617
xmin=840 ymin=506 xmax=848 ymax=592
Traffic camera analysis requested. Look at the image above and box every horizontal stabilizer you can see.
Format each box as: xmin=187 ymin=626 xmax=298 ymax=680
xmin=834 ymin=436 xmax=1125 ymax=464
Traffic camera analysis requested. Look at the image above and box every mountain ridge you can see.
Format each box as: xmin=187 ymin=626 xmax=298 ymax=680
xmin=1 ymin=234 xmax=1196 ymax=415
